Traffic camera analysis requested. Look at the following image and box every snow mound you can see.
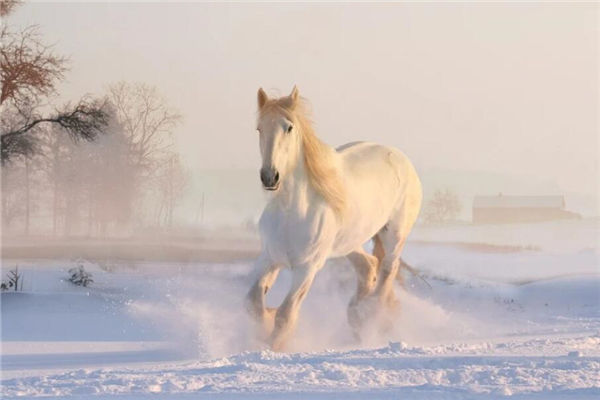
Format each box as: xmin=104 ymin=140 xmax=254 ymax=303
xmin=3 ymin=334 xmax=600 ymax=398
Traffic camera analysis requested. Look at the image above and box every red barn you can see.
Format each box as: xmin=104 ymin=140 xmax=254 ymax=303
xmin=472 ymin=194 xmax=580 ymax=224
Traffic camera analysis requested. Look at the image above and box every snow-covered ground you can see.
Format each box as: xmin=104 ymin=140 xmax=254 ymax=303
xmin=1 ymin=221 xmax=599 ymax=399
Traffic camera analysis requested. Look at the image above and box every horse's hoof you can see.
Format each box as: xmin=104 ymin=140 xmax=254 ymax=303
xmin=347 ymin=295 xmax=378 ymax=333
xmin=384 ymin=296 xmax=400 ymax=311
xmin=248 ymin=307 xmax=278 ymax=343
xmin=350 ymin=327 xmax=362 ymax=343
xmin=258 ymin=308 xmax=277 ymax=339
xmin=270 ymin=335 xmax=287 ymax=352
xmin=265 ymin=307 xmax=277 ymax=319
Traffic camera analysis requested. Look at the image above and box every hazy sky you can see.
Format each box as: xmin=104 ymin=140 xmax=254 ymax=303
xmin=8 ymin=2 xmax=599 ymax=203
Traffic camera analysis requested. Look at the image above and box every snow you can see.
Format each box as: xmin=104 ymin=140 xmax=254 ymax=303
xmin=4 ymin=338 xmax=600 ymax=398
xmin=1 ymin=221 xmax=599 ymax=399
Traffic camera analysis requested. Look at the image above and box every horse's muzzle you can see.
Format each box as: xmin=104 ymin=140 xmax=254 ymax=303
xmin=260 ymin=167 xmax=280 ymax=190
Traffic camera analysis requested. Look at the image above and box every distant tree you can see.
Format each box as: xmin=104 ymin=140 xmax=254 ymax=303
xmin=107 ymin=82 xmax=181 ymax=174
xmin=82 ymin=106 xmax=137 ymax=235
xmin=38 ymin=124 xmax=71 ymax=235
xmin=35 ymin=105 xmax=136 ymax=237
xmin=154 ymin=154 xmax=189 ymax=227
xmin=1 ymin=140 xmax=46 ymax=234
xmin=1 ymin=3 xmax=184 ymax=235
xmin=106 ymin=82 xmax=182 ymax=226
xmin=1 ymin=160 xmax=26 ymax=230
xmin=0 ymin=9 xmax=108 ymax=163
xmin=423 ymin=188 xmax=462 ymax=224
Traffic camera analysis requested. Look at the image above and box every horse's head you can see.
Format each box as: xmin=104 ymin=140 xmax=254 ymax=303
xmin=255 ymin=86 xmax=301 ymax=191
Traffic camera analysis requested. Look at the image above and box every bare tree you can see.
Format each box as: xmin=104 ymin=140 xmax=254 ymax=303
xmin=0 ymin=25 xmax=66 ymax=106
xmin=82 ymin=107 xmax=136 ymax=236
xmin=0 ymin=0 xmax=21 ymax=17
xmin=1 ymin=156 xmax=26 ymax=230
xmin=38 ymin=124 xmax=71 ymax=235
xmin=1 ymin=98 xmax=109 ymax=162
xmin=35 ymin=105 xmax=136 ymax=237
xmin=0 ymin=15 xmax=108 ymax=163
xmin=154 ymin=154 xmax=189 ymax=227
xmin=1 ymin=4 xmax=183 ymax=234
xmin=107 ymin=82 xmax=181 ymax=174
xmin=423 ymin=188 xmax=462 ymax=225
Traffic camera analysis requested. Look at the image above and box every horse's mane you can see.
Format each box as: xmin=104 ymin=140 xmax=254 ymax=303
xmin=260 ymin=98 xmax=346 ymax=217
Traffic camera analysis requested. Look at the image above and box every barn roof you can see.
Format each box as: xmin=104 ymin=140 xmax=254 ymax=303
xmin=473 ymin=195 xmax=565 ymax=209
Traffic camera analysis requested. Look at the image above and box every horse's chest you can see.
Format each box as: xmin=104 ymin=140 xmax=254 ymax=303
xmin=259 ymin=205 xmax=336 ymax=267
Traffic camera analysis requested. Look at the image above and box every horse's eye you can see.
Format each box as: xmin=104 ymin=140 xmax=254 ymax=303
xmin=286 ymin=125 xmax=293 ymax=133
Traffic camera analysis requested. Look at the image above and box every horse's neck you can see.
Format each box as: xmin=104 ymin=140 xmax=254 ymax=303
xmin=276 ymin=147 xmax=311 ymax=209
xmin=275 ymin=134 xmax=339 ymax=214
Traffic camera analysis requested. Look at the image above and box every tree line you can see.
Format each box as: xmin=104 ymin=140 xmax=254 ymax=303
xmin=1 ymin=1 xmax=188 ymax=236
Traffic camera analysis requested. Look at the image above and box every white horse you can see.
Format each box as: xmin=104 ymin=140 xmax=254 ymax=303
xmin=246 ymin=86 xmax=422 ymax=351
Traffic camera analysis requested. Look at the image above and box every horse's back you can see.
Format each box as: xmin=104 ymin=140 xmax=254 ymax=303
xmin=337 ymin=141 xmax=419 ymax=183
xmin=338 ymin=140 xmax=422 ymax=219
xmin=336 ymin=141 xmax=366 ymax=152
xmin=331 ymin=140 xmax=422 ymax=255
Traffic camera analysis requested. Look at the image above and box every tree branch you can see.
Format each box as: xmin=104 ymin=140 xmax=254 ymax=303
xmin=1 ymin=98 xmax=109 ymax=163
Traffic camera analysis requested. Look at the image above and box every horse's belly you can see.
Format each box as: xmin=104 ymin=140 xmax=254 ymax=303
xmin=331 ymin=198 xmax=392 ymax=257
xmin=330 ymin=217 xmax=385 ymax=257
xmin=330 ymin=240 xmax=364 ymax=258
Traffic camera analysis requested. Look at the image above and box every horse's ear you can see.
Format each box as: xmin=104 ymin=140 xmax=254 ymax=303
xmin=281 ymin=85 xmax=299 ymax=109
xmin=257 ymin=88 xmax=268 ymax=109
xmin=290 ymin=85 xmax=299 ymax=103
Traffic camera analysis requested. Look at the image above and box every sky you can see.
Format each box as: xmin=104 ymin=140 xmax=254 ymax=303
xmin=6 ymin=1 xmax=599 ymax=217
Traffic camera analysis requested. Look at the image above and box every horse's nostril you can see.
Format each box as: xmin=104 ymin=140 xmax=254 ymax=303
xmin=260 ymin=168 xmax=279 ymax=188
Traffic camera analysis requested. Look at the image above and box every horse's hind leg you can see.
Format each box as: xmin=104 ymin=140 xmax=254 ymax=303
xmin=346 ymin=248 xmax=379 ymax=336
xmin=375 ymin=232 xmax=405 ymax=309
xmin=245 ymin=254 xmax=281 ymax=340
xmin=375 ymin=205 xmax=419 ymax=308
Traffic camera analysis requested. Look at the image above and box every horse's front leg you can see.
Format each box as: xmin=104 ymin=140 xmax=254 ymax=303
xmin=269 ymin=264 xmax=318 ymax=351
xmin=245 ymin=253 xmax=281 ymax=340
